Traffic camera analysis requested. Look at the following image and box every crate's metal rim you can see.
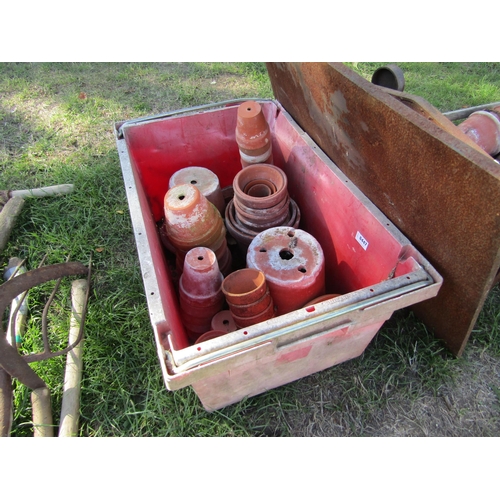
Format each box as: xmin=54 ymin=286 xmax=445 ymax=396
xmin=166 ymin=268 xmax=433 ymax=373
xmin=116 ymin=98 xmax=275 ymax=139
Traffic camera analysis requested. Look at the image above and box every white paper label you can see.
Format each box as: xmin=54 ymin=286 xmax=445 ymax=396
xmin=355 ymin=231 xmax=369 ymax=250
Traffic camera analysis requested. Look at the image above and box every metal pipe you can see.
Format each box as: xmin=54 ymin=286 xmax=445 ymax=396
xmin=443 ymin=102 xmax=500 ymax=122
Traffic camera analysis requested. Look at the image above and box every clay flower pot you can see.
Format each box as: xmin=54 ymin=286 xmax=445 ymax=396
xmin=169 ymin=166 xmax=225 ymax=216
xmin=178 ymin=247 xmax=225 ymax=341
xmin=164 ymin=183 xmax=232 ymax=276
xmin=246 ymin=227 xmax=325 ymax=316
xmin=235 ymin=100 xmax=273 ymax=167
xmin=230 ymin=299 xmax=276 ymax=328
xmin=164 ymin=184 xmax=223 ymax=248
xmin=227 ymin=289 xmax=272 ymax=318
xmin=304 ymin=294 xmax=341 ymax=306
xmin=225 ymin=197 xmax=301 ymax=254
xmin=222 ymin=268 xmax=267 ymax=305
xmin=233 ymin=164 xmax=287 ymax=210
xmin=195 ymin=330 xmax=228 ymax=344
xmin=211 ymin=310 xmax=238 ymax=333
xmin=222 ymin=268 xmax=276 ymax=327
xmin=458 ymin=110 xmax=500 ymax=156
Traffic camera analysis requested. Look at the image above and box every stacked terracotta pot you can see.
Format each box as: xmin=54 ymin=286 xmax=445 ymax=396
xmin=222 ymin=268 xmax=275 ymax=328
xmin=235 ymin=100 xmax=273 ymax=167
xmin=178 ymin=247 xmax=225 ymax=342
xmin=246 ymin=226 xmax=325 ymax=316
xmin=162 ymin=183 xmax=232 ymax=276
xmin=225 ymin=163 xmax=300 ymax=252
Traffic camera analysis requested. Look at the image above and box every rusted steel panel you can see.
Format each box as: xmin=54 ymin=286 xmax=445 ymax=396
xmin=266 ymin=62 xmax=500 ymax=356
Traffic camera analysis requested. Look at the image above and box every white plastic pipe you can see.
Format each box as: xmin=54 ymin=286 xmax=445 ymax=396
xmin=10 ymin=184 xmax=74 ymax=199
xmin=58 ymin=279 xmax=88 ymax=437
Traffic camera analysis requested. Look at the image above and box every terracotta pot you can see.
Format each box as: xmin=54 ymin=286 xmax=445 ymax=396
xmin=164 ymin=184 xmax=223 ymax=248
xmin=169 ymin=166 xmax=225 ymax=216
xmin=234 ymin=197 xmax=290 ymax=229
xmin=225 ymin=197 xmax=302 ymax=253
xmin=246 ymin=227 xmax=325 ymax=316
xmin=233 ymin=164 xmax=287 ymax=210
xmin=233 ymin=191 xmax=289 ymax=220
xmin=222 ymin=268 xmax=267 ymax=305
xmin=235 ymin=100 xmax=273 ymax=167
xmin=178 ymin=247 xmax=225 ymax=337
xmin=230 ymin=299 xmax=276 ymax=328
xmin=224 ymin=199 xmax=256 ymax=251
xmin=458 ymin=110 xmax=500 ymax=156
xmin=228 ymin=289 xmax=273 ymax=318
xmin=211 ymin=310 xmax=238 ymax=333
xmin=304 ymin=294 xmax=341 ymax=306
xmin=164 ymin=183 xmax=232 ymax=276
xmin=195 ymin=330 xmax=228 ymax=344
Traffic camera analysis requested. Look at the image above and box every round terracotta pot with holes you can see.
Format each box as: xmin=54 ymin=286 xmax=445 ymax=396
xmin=235 ymin=100 xmax=273 ymax=167
xmin=195 ymin=330 xmax=228 ymax=344
xmin=246 ymin=226 xmax=325 ymax=316
xmin=233 ymin=164 xmax=287 ymax=210
xmin=169 ymin=166 xmax=225 ymax=216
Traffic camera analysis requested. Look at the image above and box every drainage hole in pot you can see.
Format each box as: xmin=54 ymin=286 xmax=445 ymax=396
xmin=243 ymin=331 xmax=248 ymax=335
xmin=298 ymin=266 xmax=307 ymax=273
xmin=287 ymin=230 xmax=295 ymax=237
xmin=178 ymin=195 xmax=185 ymax=200
xmin=259 ymin=247 xmax=267 ymax=253
xmin=280 ymin=249 xmax=294 ymax=260
xmin=223 ymin=320 xmax=229 ymax=325
xmin=190 ymin=180 xmax=197 ymax=184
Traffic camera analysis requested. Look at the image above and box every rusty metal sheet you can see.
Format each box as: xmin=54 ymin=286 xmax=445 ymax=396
xmin=266 ymin=62 xmax=500 ymax=356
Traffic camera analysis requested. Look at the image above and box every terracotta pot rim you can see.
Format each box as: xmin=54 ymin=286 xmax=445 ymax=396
xmin=194 ymin=330 xmax=228 ymax=344
xmin=233 ymin=164 xmax=287 ymax=209
xmin=231 ymin=300 xmax=276 ymax=328
xmin=226 ymin=198 xmax=300 ymax=237
xmin=228 ymin=290 xmax=272 ymax=317
xmin=304 ymin=294 xmax=341 ymax=307
xmin=222 ymin=268 xmax=267 ymax=304
xmin=233 ymin=192 xmax=289 ymax=219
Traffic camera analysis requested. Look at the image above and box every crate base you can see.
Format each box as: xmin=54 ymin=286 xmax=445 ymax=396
xmin=191 ymin=319 xmax=386 ymax=411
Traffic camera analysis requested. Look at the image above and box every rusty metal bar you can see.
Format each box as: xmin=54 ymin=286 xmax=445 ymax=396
xmin=443 ymin=101 xmax=500 ymax=121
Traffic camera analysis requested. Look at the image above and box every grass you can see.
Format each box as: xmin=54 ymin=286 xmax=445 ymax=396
xmin=1 ymin=62 xmax=500 ymax=437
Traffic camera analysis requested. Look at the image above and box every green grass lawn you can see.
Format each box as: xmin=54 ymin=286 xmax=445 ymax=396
xmin=1 ymin=62 xmax=499 ymax=437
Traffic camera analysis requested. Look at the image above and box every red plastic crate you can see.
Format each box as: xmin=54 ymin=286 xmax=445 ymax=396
xmin=115 ymin=99 xmax=442 ymax=411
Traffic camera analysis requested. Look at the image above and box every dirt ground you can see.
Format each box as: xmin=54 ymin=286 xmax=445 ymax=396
xmin=290 ymin=353 xmax=498 ymax=437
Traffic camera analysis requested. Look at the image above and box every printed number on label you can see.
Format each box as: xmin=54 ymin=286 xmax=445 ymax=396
xmin=355 ymin=231 xmax=369 ymax=250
